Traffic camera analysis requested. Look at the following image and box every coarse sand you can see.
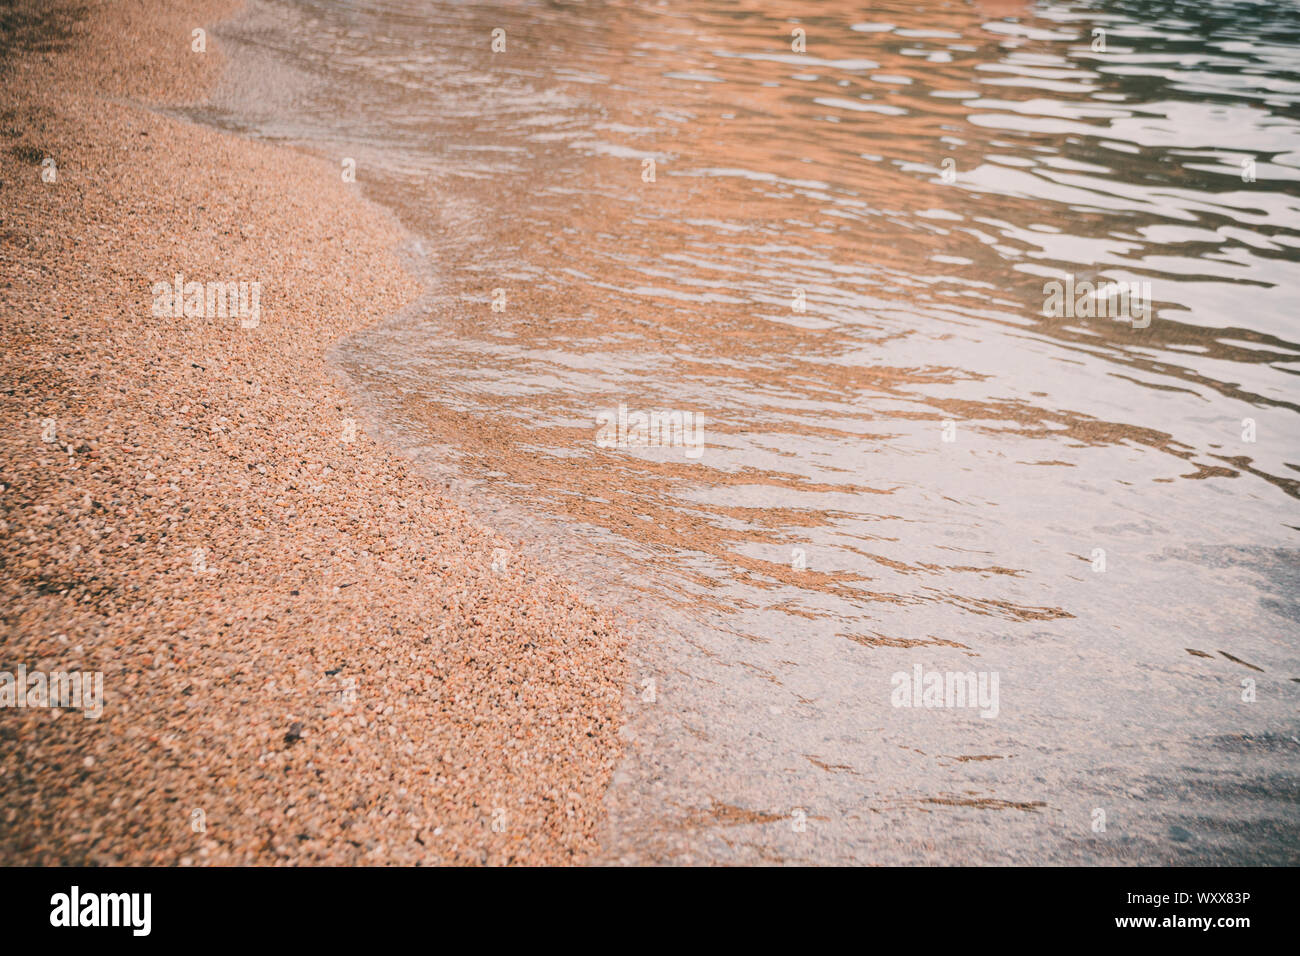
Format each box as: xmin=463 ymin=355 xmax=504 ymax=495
xmin=0 ymin=0 xmax=628 ymax=865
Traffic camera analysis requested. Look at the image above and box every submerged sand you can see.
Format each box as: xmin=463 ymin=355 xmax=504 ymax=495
xmin=0 ymin=0 xmax=626 ymax=865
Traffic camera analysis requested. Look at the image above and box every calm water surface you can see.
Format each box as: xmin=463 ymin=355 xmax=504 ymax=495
xmin=197 ymin=0 xmax=1300 ymax=863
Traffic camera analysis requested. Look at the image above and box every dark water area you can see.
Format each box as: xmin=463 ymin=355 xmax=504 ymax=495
xmin=189 ymin=0 xmax=1300 ymax=863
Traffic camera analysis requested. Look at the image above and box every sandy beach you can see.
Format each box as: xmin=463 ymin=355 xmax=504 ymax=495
xmin=0 ymin=0 xmax=627 ymax=865
xmin=3 ymin=0 xmax=1297 ymax=872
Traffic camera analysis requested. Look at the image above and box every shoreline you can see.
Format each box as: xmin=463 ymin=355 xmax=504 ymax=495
xmin=0 ymin=0 xmax=627 ymax=865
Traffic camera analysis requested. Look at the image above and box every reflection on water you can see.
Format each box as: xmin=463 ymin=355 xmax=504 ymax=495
xmin=200 ymin=0 xmax=1300 ymax=863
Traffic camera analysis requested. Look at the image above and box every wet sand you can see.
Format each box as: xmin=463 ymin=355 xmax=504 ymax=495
xmin=0 ymin=0 xmax=626 ymax=865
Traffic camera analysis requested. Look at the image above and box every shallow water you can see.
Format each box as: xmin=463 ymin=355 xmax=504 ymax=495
xmin=196 ymin=0 xmax=1300 ymax=863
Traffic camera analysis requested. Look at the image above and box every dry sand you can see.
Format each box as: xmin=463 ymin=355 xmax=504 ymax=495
xmin=0 ymin=0 xmax=627 ymax=865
